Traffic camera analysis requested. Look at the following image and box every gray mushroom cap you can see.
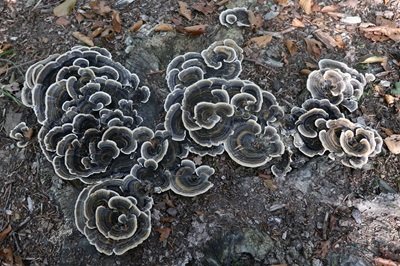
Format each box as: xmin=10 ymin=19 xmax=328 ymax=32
xmin=75 ymin=175 xmax=153 ymax=255
xmin=201 ymin=39 xmax=244 ymax=70
xmin=219 ymin=7 xmax=251 ymax=27
xmin=9 ymin=122 xmax=33 ymax=148
xmin=169 ymin=159 xmax=215 ymax=197
xmin=224 ymin=119 xmax=285 ymax=167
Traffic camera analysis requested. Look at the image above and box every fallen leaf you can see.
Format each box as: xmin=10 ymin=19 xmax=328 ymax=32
xmin=385 ymin=94 xmax=395 ymax=106
xmin=291 ymin=18 xmax=305 ymax=27
xmin=72 ymin=31 xmax=94 ymax=46
xmin=178 ymin=1 xmax=192 ymax=21
xmin=384 ymin=135 xmax=400 ymax=154
xmin=111 ymin=11 xmax=122 ymax=33
xmin=90 ymin=27 xmax=104 ymax=38
xmin=100 ymin=27 xmax=114 ymax=39
xmin=304 ymin=38 xmax=323 ymax=58
xmin=360 ymin=25 xmax=400 ymax=42
xmin=154 ymin=24 xmax=175 ymax=32
xmin=248 ymin=11 xmax=264 ymax=30
xmin=183 ymin=24 xmax=207 ymax=35
xmin=299 ymin=0 xmax=313 ymax=15
xmin=276 ymin=0 xmax=288 ymax=5
xmin=129 ymin=20 xmax=144 ymax=32
xmin=55 ymin=16 xmax=70 ymax=26
xmin=0 ymin=43 xmax=12 ymax=54
xmin=75 ymin=13 xmax=84 ymax=23
xmin=381 ymin=127 xmax=394 ymax=136
xmin=247 ymin=35 xmax=273 ymax=48
xmin=53 ymin=0 xmax=76 ymax=17
xmin=89 ymin=0 xmax=112 ymax=16
xmin=285 ymin=40 xmax=297 ymax=56
xmin=321 ymin=5 xmax=338 ymax=12
xmin=314 ymin=30 xmax=338 ymax=49
xmin=0 ymin=248 xmax=13 ymax=265
xmin=315 ymin=240 xmax=330 ymax=258
xmin=155 ymin=227 xmax=172 ymax=242
xmin=23 ymin=127 xmax=34 ymax=140
xmin=360 ymin=56 xmax=387 ymax=64
xmin=300 ymin=69 xmax=312 ymax=75
xmin=192 ymin=1 xmax=215 ymax=15
xmin=334 ymin=35 xmax=345 ymax=48
xmin=0 ymin=65 xmax=8 ymax=75
xmin=0 ymin=225 xmax=12 ymax=242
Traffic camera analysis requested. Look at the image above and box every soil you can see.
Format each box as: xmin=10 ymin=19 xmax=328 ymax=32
xmin=1 ymin=0 xmax=400 ymax=265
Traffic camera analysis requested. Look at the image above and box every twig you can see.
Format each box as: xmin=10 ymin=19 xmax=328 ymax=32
xmin=14 ymin=216 xmax=32 ymax=232
xmin=243 ymin=58 xmax=270 ymax=70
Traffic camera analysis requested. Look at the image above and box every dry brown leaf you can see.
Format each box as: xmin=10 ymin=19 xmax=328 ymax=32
xmin=100 ymin=27 xmax=114 ymax=39
xmin=183 ymin=24 xmax=207 ymax=35
xmin=320 ymin=5 xmax=338 ymax=12
xmin=247 ymin=35 xmax=273 ymax=48
xmin=248 ymin=11 xmax=264 ymax=30
xmin=216 ymin=0 xmax=229 ymax=6
xmin=75 ymin=13 xmax=84 ymax=23
xmin=55 ymin=16 xmax=70 ymax=26
xmin=0 ymin=225 xmax=12 ymax=242
xmin=155 ymin=227 xmax=172 ymax=242
xmin=360 ymin=56 xmax=387 ymax=64
xmin=154 ymin=24 xmax=175 ymax=32
xmin=89 ymin=0 xmax=112 ymax=16
xmin=72 ymin=31 xmax=94 ymax=46
xmin=192 ymin=1 xmax=215 ymax=15
xmin=299 ymin=0 xmax=313 ymax=14
xmin=129 ymin=20 xmax=144 ymax=32
xmin=0 ymin=43 xmax=12 ymax=54
xmin=178 ymin=1 xmax=192 ymax=21
xmin=53 ymin=0 xmax=77 ymax=17
xmin=0 ymin=248 xmax=13 ymax=265
xmin=334 ymin=35 xmax=345 ymax=48
xmin=285 ymin=40 xmax=297 ymax=56
xmin=90 ymin=27 xmax=104 ymax=38
xmin=385 ymin=94 xmax=395 ymax=106
xmin=292 ymin=18 xmax=305 ymax=27
xmin=304 ymin=38 xmax=323 ymax=58
xmin=112 ymin=11 xmax=122 ymax=33
xmin=360 ymin=25 xmax=400 ymax=42
xmin=314 ymin=30 xmax=338 ymax=49
xmin=384 ymin=135 xmax=400 ymax=155
xmin=300 ymin=69 xmax=312 ymax=75
xmin=276 ymin=0 xmax=288 ymax=6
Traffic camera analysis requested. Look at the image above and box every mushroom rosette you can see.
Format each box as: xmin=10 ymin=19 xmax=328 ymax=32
xmin=307 ymin=59 xmax=371 ymax=112
xmin=166 ymin=39 xmax=243 ymax=91
xmin=75 ymin=175 xmax=153 ymax=255
xmin=15 ymin=46 xmax=152 ymax=183
xmin=219 ymin=7 xmax=251 ymax=27
xmin=291 ymin=99 xmax=344 ymax=157
xmin=319 ymin=118 xmax=382 ymax=168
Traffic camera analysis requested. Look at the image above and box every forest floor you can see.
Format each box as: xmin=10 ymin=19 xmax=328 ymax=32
xmin=0 ymin=0 xmax=400 ymax=265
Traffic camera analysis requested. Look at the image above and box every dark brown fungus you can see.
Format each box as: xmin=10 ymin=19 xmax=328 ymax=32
xmin=75 ymin=175 xmax=153 ymax=255
xmin=219 ymin=7 xmax=251 ymax=28
xmin=224 ymin=120 xmax=284 ymax=167
xmin=169 ymin=160 xmax=214 ymax=197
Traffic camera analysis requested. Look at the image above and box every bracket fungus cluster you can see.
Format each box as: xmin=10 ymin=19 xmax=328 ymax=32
xmin=291 ymin=59 xmax=382 ymax=168
xmin=10 ymin=40 xmax=385 ymax=256
xmin=165 ymin=39 xmax=287 ymax=173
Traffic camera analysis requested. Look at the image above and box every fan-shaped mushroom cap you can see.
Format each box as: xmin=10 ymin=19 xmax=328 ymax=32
xmin=75 ymin=175 xmax=153 ymax=255
xmin=307 ymin=59 xmax=370 ymax=112
xmin=9 ymin=122 xmax=33 ymax=148
xmin=271 ymin=148 xmax=293 ymax=178
xmin=164 ymin=103 xmax=186 ymax=141
xmin=291 ymin=99 xmax=344 ymax=157
xmin=140 ymin=130 xmax=170 ymax=163
xmin=224 ymin=120 xmax=285 ymax=167
xmin=102 ymin=126 xmax=137 ymax=155
xmin=319 ymin=118 xmax=383 ymax=168
xmin=130 ymin=159 xmax=171 ymax=193
xmin=219 ymin=7 xmax=251 ymax=27
xmin=201 ymin=39 xmax=244 ymax=70
xmin=169 ymin=159 xmax=214 ymax=197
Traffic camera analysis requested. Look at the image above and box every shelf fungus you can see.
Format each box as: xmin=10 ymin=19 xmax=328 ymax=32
xmin=291 ymin=99 xmax=344 ymax=157
xmin=307 ymin=59 xmax=372 ymax=112
xmin=166 ymin=39 xmax=243 ymax=91
xmin=9 ymin=122 xmax=33 ymax=148
xmin=15 ymin=46 xmax=153 ymax=183
xmin=319 ymin=118 xmax=383 ymax=168
xmin=75 ymin=175 xmax=153 ymax=255
xmin=219 ymin=7 xmax=251 ymax=28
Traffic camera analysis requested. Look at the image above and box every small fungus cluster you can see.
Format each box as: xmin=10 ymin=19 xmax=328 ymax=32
xmin=219 ymin=7 xmax=251 ymax=28
xmin=291 ymin=59 xmax=382 ymax=168
xmin=165 ymin=39 xmax=286 ymax=171
xmin=10 ymin=39 xmax=384 ymax=256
